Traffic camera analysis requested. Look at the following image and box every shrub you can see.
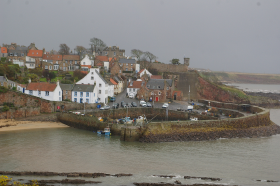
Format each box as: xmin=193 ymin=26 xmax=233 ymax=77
xmin=2 ymin=105 xmax=9 ymax=112
xmin=0 ymin=86 xmax=8 ymax=93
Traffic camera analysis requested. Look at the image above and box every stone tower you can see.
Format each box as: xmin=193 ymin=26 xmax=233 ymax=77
xmin=184 ymin=58 xmax=190 ymax=66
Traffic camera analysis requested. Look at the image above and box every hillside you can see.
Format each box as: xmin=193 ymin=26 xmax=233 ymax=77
xmin=203 ymin=71 xmax=280 ymax=84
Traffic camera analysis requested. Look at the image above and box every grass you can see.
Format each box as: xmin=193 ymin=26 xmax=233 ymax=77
xmin=218 ymin=84 xmax=249 ymax=100
xmin=40 ymin=78 xmax=47 ymax=82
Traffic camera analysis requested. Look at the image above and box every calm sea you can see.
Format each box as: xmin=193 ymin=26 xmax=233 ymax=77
xmin=0 ymin=84 xmax=279 ymax=186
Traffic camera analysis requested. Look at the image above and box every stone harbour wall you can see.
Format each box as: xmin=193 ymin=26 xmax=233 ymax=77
xmin=0 ymin=107 xmax=40 ymax=119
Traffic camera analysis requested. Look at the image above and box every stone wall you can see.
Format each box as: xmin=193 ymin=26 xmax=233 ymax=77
xmin=149 ymin=63 xmax=188 ymax=73
xmin=0 ymin=107 xmax=40 ymax=119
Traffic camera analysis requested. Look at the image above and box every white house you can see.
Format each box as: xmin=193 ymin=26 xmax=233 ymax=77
xmin=72 ymin=84 xmax=97 ymax=103
xmin=127 ymin=80 xmax=143 ymax=96
xmin=135 ymin=64 xmax=140 ymax=73
xmin=25 ymin=56 xmax=36 ymax=69
xmin=138 ymin=69 xmax=152 ymax=78
xmin=76 ymin=68 xmax=111 ymax=103
xmin=80 ymin=55 xmax=94 ymax=71
xmin=13 ymin=59 xmax=25 ymax=67
xmin=25 ymin=80 xmax=62 ymax=101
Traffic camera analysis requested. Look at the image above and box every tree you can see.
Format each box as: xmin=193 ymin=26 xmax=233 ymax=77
xmin=131 ymin=49 xmax=143 ymax=61
xmin=89 ymin=37 xmax=106 ymax=53
xmin=75 ymin=46 xmax=87 ymax=55
xmin=170 ymin=58 xmax=180 ymax=65
xmin=58 ymin=44 xmax=70 ymax=55
xmin=144 ymin=51 xmax=157 ymax=62
xmin=49 ymin=71 xmax=57 ymax=80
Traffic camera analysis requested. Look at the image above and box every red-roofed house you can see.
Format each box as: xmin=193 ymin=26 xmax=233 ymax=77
xmin=94 ymin=56 xmax=109 ymax=67
xmin=110 ymin=78 xmax=118 ymax=94
xmin=0 ymin=47 xmax=8 ymax=57
xmin=127 ymin=80 xmax=144 ymax=97
xmin=27 ymin=50 xmax=43 ymax=58
xmin=25 ymin=80 xmax=62 ymax=101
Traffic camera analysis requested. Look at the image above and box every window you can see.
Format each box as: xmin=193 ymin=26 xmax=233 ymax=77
xmin=1 ymin=82 xmax=3 ymax=86
xmin=94 ymin=93 xmax=95 ymax=97
xmin=70 ymin=60 xmax=72 ymax=64
xmin=86 ymin=99 xmax=89 ymax=103
xmin=65 ymin=60 xmax=68 ymax=63
xmin=49 ymin=66 xmax=52 ymax=70
xmin=167 ymin=87 xmax=169 ymax=90
xmin=158 ymin=92 xmax=161 ymax=95
xmin=91 ymin=72 xmax=93 ymax=74
xmin=45 ymin=65 xmax=48 ymax=69
xmin=56 ymin=61 xmax=58 ymax=64
xmin=114 ymin=52 xmax=116 ymax=56
xmin=74 ymin=98 xmax=77 ymax=102
xmin=59 ymin=91 xmax=61 ymax=96
xmin=29 ymin=90 xmax=33 ymax=95
xmin=147 ymin=85 xmax=150 ymax=88
xmin=83 ymin=62 xmax=85 ymax=65
xmin=74 ymin=92 xmax=77 ymax=96
xmin=129 ymin=88 xmax=132 ymax=92
xmin=119 ymin=70 xmax=121 ymax=73
xmin=66 ymin=90 xmax=68 ymax=94
xmin=17 ymin=87 xmax=20 ymax=91
xmin=133 ymin=88 xmax=135 ymax=92
xmin=80 ymin=92 xmax=83 ymax=97
xmin=80 ymin=98 xmax=83 ymax=103
xmin=86 ymin=92 xmax=89 ymax=97
xmin=131 ymin=68 xmax=132 ymax=71
xmin=63 ymin=63 xmax=65 ymax=66
xmin=99 ymin=90 xmax=101 ymax=94
xmin=65 ymin=95 xmax=67 ymax=99
xmin=38 ymin=91 xmax=41 ymax=96
xmin=99 ymin=84 xmax=101 ymax=87
xmin=126 ymin=63 xmax=128 ymax=66
xmin=75 ymin=61 xmax=77 ymax=64
xmin=158 ymin=86 xmax=160 ymax=89
xmin=131 ymin=63 xmax=133 ymax=66
xmin=91 ymin=76 xmax=94 ymax=80
xmin=126 ymin=68 xmax=128 ymax=71
xmin=45 ymin=91 xmax=49 ymax=96
xmin=105 ymin=52 xmax=107 ymax=55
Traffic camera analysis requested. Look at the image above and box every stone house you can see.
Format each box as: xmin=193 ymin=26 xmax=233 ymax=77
xmin=110 ymin=62 xmax=122 ymax=76
xmin=5 ymin=43 xmax=28 ymax=62
xmin=42 ymin=54 xmax=63 ymax=70
xmin=72 ymin=84 xmax=97 ymax=103
xmin=172 ymin=90 xmax=183 ymax=101
xmin=137 ymin=79 xmax=174 ymax=102
xmin=113 ymin=75 xmax=124 ymax=94
xmin=98 ymin=46 xmax=125 ymax=59
xmin=25 ymin=80 xmax=62 ymax=101
xmin=60 ymin=83 xmax=74 ymax=101
xmin=63 ymin=55 xmax=80 ymax=71
xmin=0 ymin=76 xmax=17 ymax=89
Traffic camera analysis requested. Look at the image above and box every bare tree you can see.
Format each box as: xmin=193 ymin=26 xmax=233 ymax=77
xmin=75 ymin=46 xmax=87 ymax=55
xmin=131 ymin=49 xmax=143 ymax=61
xmin=58 ymin=44 xmax=70 ymax=55
xmin=89 ymin=37 xmax=107 ymax=53
xmin=144 ymin=51 xmax=157 ymax=62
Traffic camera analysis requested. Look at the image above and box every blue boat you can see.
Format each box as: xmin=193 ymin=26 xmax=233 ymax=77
xmin=97 ymin=128 xmax=111 ymax=136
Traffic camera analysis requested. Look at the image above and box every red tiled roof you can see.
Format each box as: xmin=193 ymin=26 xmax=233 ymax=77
xmin=110 ymin=78 xmax=117 ymax=85
xmin=1 ymin=47 xmax=7 ymax=53
xmin=18 ymin=84 xmax=26 ymax=88
xmin=43 ymin=54 xmax=62 ymax=60
xmin=109 ymin=57 xmax=117 ymax=62
xmin=26 ymin=82 xmax=57 ymax=91
xmin=81 ymin=65 xmax=91 ymax=69
xmin=138 ymin=69 xmax=145 ymax=74
xmin=95 ymin=56 xmax=109 ymax=62
xmin=63 ymin=55 xmax=80 ymax=60
xmin=151 ymin=75 xmax=162 ymax=79
xmin=27 ymin=50 xmax=43 ymax=57
xmin=81 ymin=71 xmax=89 ymax=74
xmin=96 ymin=62 xmax=103 ymax=66
xmin=172 ymin=91 xmax=182 ymax=97
xmin=127 ymin=81 xmax=143 ymax=88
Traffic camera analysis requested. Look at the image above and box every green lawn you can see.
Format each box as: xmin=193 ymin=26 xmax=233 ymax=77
xmin=40 ymin=78 xmax=47 ymax=82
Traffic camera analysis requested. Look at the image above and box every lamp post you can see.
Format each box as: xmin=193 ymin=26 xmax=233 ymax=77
xmin=152 ymin=91 xmax=155 ymax=107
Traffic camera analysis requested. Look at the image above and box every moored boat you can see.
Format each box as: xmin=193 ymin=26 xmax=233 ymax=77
xmin=97 ymin=128 xmax=111 ymax=136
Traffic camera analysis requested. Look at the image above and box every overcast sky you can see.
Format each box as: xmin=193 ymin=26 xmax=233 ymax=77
xmin=1 ymin=0 xmax=280 ymax=74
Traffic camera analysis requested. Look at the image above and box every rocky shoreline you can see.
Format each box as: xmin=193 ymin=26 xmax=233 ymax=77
xmin=139 ymin=124 xmax=280 ymax=143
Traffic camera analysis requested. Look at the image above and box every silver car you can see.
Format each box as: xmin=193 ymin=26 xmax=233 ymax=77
xmin=100 ymin=105 xmax=110 ymax=110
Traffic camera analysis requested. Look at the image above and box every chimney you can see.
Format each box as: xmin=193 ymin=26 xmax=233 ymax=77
xmin=57 ymin=79 xmax=59 ymax=86
xmin=28 ymin=78 xmax=31 ymax=83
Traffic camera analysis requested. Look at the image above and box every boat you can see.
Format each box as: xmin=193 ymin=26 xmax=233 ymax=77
xmin=136 ymin=115 xmax=147 ymax=123
xmin=190 ymin=117 xmax=198 ymax=121
xmin=97 ymin=128 xmax=111 ymax=136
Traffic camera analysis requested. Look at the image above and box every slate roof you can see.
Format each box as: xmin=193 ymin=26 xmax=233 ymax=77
xmin=119 ymin=58 xmax=136 ymax=64
xmin=146 ymin=79 xmax=172 ymax=90
xmin=60 ymin=83 xmax=74 ymax=91
xmin=26 ymin=82 xmax=57 ymax=91
xmin=73 ymin=84 xmax=95 ymax=92
xmin=151 ymin=75 xmax=162 ymax=79
xmin=0 ymin=76 xmax=7 ymax=82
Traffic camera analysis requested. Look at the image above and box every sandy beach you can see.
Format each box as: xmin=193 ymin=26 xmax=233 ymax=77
xmin=0 ymin=119 xmax=68 ymax=132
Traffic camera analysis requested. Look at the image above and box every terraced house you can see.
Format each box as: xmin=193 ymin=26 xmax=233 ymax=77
xmin=72 ymin=84 xmax=97 ymax=103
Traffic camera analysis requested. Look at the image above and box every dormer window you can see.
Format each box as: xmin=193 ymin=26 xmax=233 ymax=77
xmin=158 ymin=86 xmax=160 ymax=89
xmin=147 ymin=85 xmax=150 ymax=88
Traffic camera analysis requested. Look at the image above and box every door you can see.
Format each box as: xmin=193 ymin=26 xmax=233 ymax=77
xmin=23 ymin=88 xmax=25 ymax=93
xmin=80 ymin=98 xmax=83 ymax=103
xmin=156 ymin=97 xmax=159 ymax=102
xmin=174 ymin=95 xmax=177 ymax=100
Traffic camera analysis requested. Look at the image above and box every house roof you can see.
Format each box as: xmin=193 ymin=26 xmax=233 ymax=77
xmin=172 ymin=91 xmax=182 ymax=97
xmin=95 ymin=62 xmax=103 ymax=66
xmin=59 ymin=83 xmax=74 ymax=91
xmin=146 ymin=79 xmax=172 ymax=90
xmin=119 ymin=58 xmax=136 ymax=64
xmin=151 ymin=75 xmax=162 ymax=79
xmin=138 ymin=69 xmax=145 ymax=74
xmin=81 ymin=65 xmax=92 ymax=69
xmin=95 ymin=56 xmax=109 ymax=62
xmin=95 ymin=70 xmax=107 ymax=84
xmin=63 ymin=55 xmax=80 ymax=60
xmin=73 ymin=84 xmax=95 ymax=92
xmin=109 ymin=57 xmax=117 ymax=62
xmin=43 ymin=54 xmax=62 ymax=60
xmin=27 ymin=50 xmax=43 ymax=57
xmin=26 ymin=82 xmax=57 ymax=91
xmin=0 ymin=76 xmax=7 ymax=82
xmin=127 ymin=81 xmax=143 ymax=89
xmin=1 ymin=47 xmax=7 ymax=53
xmin=110 ymin=78 xmax=117 ymax=85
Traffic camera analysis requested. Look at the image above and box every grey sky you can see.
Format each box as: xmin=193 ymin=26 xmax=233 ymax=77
xmin=1 ymin=0 xmax=280 ymax=74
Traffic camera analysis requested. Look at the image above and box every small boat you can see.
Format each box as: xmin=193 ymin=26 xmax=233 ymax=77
xmin=136 ymin=115 xmax=147 ymax=123
xmin=190 ymin=117 xmax=198 ymax=121
xmin=97 ymin=128 xmax=111 ymax=136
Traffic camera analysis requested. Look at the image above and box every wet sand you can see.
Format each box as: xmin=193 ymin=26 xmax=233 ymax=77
xmin=0 ymin=119 xmax=68 ymax=132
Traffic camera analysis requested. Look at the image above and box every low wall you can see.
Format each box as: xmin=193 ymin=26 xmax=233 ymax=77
xmin=0 ymin=107 xmax=40 ymax=119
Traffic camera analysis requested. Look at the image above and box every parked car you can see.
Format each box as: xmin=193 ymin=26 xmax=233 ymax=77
xmin=121 ymin=101 xmax=127 ymax=107
xmin=129 ymin=93 xmax=135 ymax=99
xmin=131 ymin=102 xmax=137 ymax=107
xmin=146 ymin=102 xmax=152 ymax=107
xmin=162 ymin=103 xmax=169 ymax=108
xmin=100 ymin=105 xmax=110 ymax=110
xmin=110 ymin=97 xmax=116 ymax=102
xmin=140 ymin=100 xmax=147 ymax=107
xmin=112 ymin=103 xmax=119 ymax=109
